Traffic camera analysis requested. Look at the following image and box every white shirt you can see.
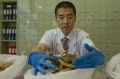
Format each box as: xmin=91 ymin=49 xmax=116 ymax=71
xmin=39 ymin=28 xmax=94 ymax=55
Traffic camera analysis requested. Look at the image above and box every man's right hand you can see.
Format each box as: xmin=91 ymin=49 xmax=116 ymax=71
xmin=28 ymin=52 xmax=59 ymax=75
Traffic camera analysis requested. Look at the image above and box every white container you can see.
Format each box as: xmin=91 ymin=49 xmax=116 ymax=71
xmin=24 ymin=68 xmax=95 ymax=79
xmin=0 ymin=54 xmax=27 ymax=79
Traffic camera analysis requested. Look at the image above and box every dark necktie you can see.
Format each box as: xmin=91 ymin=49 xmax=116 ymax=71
xmin=62 ymin=37 xmax=69 ymax=51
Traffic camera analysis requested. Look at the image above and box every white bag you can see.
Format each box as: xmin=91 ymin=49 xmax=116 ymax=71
xmin=24 ymin=68 xmax=95 ymax=79
xmin=0 ymin=54 xmax=27 ymax=79
xmin=106 ymin=53 xmax=120 ymax=79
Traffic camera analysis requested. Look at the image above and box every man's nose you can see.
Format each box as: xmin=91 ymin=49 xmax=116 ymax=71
xmin=63 ymin=18 xmax=68 ymax=24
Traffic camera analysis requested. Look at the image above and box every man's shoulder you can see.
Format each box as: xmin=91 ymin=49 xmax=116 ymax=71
xmin=44 ymin=28 xmax=60 ymax=36
xmin=74 ymin=28 xmax=88 ymax=34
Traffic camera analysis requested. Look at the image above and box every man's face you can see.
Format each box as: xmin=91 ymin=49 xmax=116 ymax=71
xmin=56 ymin=7 xmax=76 ymax=36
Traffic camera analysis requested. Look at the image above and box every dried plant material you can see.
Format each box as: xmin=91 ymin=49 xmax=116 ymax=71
xmin=60 ymin=52 xmax=76 ymax=64
xmin=59 ymin=59 xmax=75 ymax=68
xmin=57 ymin=52 xmax=76 ymax=71
xmin=0 ymin=62 xmax=12 ymax=71
xmin=47 ymin=52 xmax=76 ymax=73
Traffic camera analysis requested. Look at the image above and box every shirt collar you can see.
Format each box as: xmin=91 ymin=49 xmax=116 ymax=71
xmin=57 ymin=28 xmax=76 ymax=41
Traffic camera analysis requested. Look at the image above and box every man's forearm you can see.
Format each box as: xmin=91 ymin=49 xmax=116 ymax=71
xmin=31 ymin=43 xmax=47 ymax=52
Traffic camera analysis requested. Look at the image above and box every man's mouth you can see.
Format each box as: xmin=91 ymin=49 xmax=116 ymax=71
xmin=63 ymin=26 xmax=69 ymax=28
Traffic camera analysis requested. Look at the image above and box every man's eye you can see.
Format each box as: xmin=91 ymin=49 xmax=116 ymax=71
xmin=68 ymin=16 xmax=72 ymax=18
xmin=59 ymin=17 xmax=64 ymax=19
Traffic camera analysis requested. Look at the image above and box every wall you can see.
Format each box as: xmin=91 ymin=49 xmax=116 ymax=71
xmin=0 ymin=0 xmax=1 ymax=53
xmin=17 ymin=0 xmax=120 ymax=61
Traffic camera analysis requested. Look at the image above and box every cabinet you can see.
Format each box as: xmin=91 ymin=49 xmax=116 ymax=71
xmin=0 ymin=0 xmax=17 ymax=54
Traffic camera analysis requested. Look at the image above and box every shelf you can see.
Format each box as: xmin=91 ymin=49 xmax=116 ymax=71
xmin=0 ymin=0 xmax=17 ymax=55
xmin=2 ymin=0 xmax=17 ymax=3
xmin=0 ymin=40 xmax=16 ymax=42
xmin=0 ymin=20 xmax=16 ymax=22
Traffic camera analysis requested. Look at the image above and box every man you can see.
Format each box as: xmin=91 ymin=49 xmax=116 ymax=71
xmin=28 ymin=1 xmax=105 ymax=75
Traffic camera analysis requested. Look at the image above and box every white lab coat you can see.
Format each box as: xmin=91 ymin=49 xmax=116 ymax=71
xmin=39 ymin=28 xmax=94 ymax=55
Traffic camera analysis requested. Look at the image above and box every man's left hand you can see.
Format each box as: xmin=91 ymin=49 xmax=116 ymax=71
xmin=72 ymin=43 xmax=105 ymax=68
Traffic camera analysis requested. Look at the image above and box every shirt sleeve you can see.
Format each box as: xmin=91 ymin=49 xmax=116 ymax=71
xmin=39 ymin=31 xmax=52 ymax=48
xmin=80 ymin=33 xmax=95 ymax=55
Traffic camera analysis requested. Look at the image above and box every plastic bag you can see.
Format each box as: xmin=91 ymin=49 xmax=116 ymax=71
xmin=24 ymin=68 xmax=95 ymax=79
xmin=0 ymin=54 xmax=27 ymax=79
xmin=106 ymin=53 xmax=120 ymax=79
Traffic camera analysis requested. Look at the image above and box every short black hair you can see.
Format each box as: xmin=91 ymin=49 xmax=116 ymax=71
xmin=55 ymin=1 xmax=76 ymax=17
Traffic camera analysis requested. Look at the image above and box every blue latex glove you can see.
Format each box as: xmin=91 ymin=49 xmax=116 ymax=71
xmin=28 ymin=52 xmax=59 ymax=75
xmin=72 ymin=43 xmax=105 ymax=68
